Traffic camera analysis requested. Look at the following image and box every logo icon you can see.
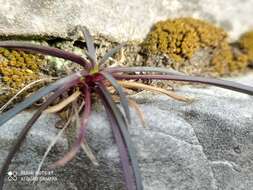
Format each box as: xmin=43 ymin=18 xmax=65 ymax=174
xmin=7 ymin=171 xmax=17 ymax=181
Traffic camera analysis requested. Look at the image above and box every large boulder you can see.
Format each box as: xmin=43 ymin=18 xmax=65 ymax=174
xmin=0 ymin=0 xmax=253 ymax=41
xmin=1 ymin=74 xmax=253 ymax=190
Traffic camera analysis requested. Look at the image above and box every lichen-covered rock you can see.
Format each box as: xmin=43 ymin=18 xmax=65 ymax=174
xmin=211 ymin=43 xmax=248 ymax=75
xmin=142 ymin=18 xmax=227 ymax=62
xmin=0 ymin=48 xmax=48 ymax=108
xmin=0 ymin=48 xmax=45 ymax=88
xmin=142 ymin=18 xmax=249 ymax=75
xmin=239 ymin=30 xmax=253 ymax=63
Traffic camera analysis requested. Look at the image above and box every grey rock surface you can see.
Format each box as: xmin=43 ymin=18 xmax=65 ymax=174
xmin=0 ymin=73 xmax=253 ymax=190
xmin=0 ymin=0 xmax=253 ymax=41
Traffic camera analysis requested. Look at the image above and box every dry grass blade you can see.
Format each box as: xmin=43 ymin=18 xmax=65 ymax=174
xmin=73 ymin=100 xmax=98 ymax=166
xmin=0 ymin=78 xmax=56 ymax=113
xmin=113 ymin=96 xmax=148 ymax=128
xmin=44 ymin=91 xmax=81 ymax=113
xmin=34 ymin=101 xmax=85 ymax=182
xmin=0 ymin=86 xmax=68 ymax=189
xmin=50 ymin=87 xmax=92 ymax=168
xmin=34 ymin=115 xmax=72 ymax=183
xmin=0 ymin=71 xmax=86 ymax=126
xmin=80 ymin=142 xmax=99 ymax=166
xmin=128 ymin=99 xmax=148 ymax=128
xmin=117 ymin=81 xmax=192 ymax=102
xmin=49 ymin=108 xmax=81 ymax=167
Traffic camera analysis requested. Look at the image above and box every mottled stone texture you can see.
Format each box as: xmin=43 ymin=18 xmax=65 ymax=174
xmin=0 ymin=74 xmax=253 ymax=190
xmin=0 ymin=0 xmax=253 ymax=41
xmin=0 ymin=1 xmax=253 ymax=189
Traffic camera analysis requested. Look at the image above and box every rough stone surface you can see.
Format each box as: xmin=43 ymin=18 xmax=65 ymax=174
xmin=0 ymin=73 xmax=253 ymax=190
xmin=0 ymin=0 xmax=253 ymax=41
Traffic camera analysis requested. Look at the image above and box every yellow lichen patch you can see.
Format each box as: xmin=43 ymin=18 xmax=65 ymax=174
xmin=211 ymin=43 xmax=248 ymax=74
xmin=142 ymin=18 xmax=227 ymax=62
xmin=239 ymin=30 xmax=253 ymax=62
xmin=142 ymin=17 xmax=249 ymax=75
xmin=0 ymin=48 xmax=45 ymax=89
xmin=0 ymin=48 xmax=47 ymax=108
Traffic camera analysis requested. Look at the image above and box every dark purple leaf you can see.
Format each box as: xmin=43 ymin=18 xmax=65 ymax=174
xmin=80 ymin=27 xmax=97 ymax=65
xmin=100 ymin=71 xmax=131 ymax=123
xmin=106 ymin=66 xmax=183 ymax=75
xmin=102 ymin=97 xmax=135 ymax=190
xmin=51 ymin=84 xmax=92 ymax=167
xmin=95 ymin=82 xmax=143 ymax=190
xmin=114 ymin=74 xmax=253 ymax=96
xmin=0 ymin=86 xmax=72 ymax=189
xmin=0 ymin=41 xmax=91 ymax=69
xmin=0 ymin=71 xmax=87 ymax=126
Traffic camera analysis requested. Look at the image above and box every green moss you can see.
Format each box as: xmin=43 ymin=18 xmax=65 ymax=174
xmin=239 ymin=30 xmax=253 ymax=62
xmin=142 ymin=17 xmax=248 ymax=75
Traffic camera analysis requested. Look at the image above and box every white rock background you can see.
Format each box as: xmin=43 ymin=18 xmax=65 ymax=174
xmin=0 ymin=0 xmax=253 ymax=41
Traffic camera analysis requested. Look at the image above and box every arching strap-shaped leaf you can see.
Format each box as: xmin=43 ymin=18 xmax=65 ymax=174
xmin=100 ymin=71 xmax=131 ymax=123
xmin=106 ymin=66 xmax=184 ymax=75
xmin=102 ymin=98 xmax=135 ymax=190
xmin=0 ymin=71 xmax=86 ymax=126
xmin=114 ymin=74 xmax=253 ymax=96
xmin=99 ymin=43 xmax=126 ymax=66
xmin=80 ymin=27 xmax=96 ymax=64
xmin=51 ymin=84 xmax=92 ymax=167
xmin=96 ymin=82 xmax=143 ymax=190
xmin=0 ymin=86 xmax=69 ymax=189
xmin=0 ymin=41 xmax=91 ymax=69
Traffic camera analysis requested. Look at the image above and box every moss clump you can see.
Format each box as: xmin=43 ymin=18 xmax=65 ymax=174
xmin=211 ymin=43 xmax=248 ymax=74
xmin=0 ymin=48 xmax=45 ymax=89
xmin=239 ymin=31 xmax=253 ymax=63
xmin=142 ymin=18 xmax=227 ymax=62
xmin=0 ymin=48 xmax=46 ymax=108
xmin=142 ymin=17 xmax=248 ymax=75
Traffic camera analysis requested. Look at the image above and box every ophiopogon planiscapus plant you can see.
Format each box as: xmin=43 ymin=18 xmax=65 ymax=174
xmin=0 ymin=27 xmax=253 ymax=190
